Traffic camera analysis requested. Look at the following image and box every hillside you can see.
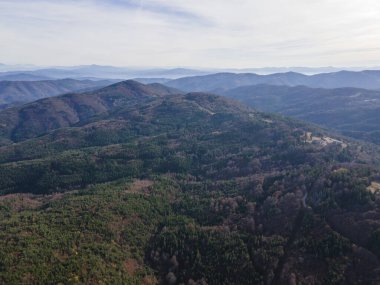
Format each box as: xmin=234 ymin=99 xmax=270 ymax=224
xmin=0 ymin=80 xmax=181 ymax=144
xmin=165 ymin=70 xmax=380 ymax=92
xmin=222 ymin=84 xmax=380 ymax=145
xmin=0 ymin=81 xmax=380 ymax=284
xmin=0 ymin=79 xmax=116 ymax=105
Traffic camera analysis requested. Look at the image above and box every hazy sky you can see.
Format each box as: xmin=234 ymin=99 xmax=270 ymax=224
xmin=1 ymin=0 xmax=380 ymax=68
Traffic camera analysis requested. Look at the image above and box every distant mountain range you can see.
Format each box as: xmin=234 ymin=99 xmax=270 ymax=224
xmin=222 ymin=84 xmax=380 ymax=145
xmin=0 ymin=73 xmax=52 ymax=81
xmin=0 ymin=79 xmax=117 ymax=105
xmin=166 ymin=70 xmax=380 ymax=91
xmin=0 ymin=65 xmax=211 ymax=80
xmin=2 ymin=63 xmax=380 ymax=81
xmin=2 ymin=62 xmax=380 ymax=75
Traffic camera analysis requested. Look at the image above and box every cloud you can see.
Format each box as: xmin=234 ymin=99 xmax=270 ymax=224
xmin=96 ymin=0 xmax=210 ymax=24
xmin=0 ymin=0 xmax=380 ymax=68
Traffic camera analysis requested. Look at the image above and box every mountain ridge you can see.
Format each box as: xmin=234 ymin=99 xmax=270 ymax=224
xmin=165 ymin=70 xmax=380 ymax=91
xmin=0 ymin=80 xmax=182 ymax=144
xmin=0 ymin=78 xmax=118 ymax=105
xmin=221 ymin=84 xmax=380 ymax=145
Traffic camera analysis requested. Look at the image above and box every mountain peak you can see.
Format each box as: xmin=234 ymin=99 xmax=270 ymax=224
xmin=97 ymin=79 xmax=182 ymax=97
xmin=0 ymin=80 xmax=182 ymax=143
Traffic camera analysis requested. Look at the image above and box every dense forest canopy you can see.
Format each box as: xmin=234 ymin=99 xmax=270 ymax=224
xmin=0 ymin=81 xmax=380 ymax=284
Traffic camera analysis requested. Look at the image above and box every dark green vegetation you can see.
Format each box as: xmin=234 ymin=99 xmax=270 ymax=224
xmin=222 ymin=84 xmax=380 ymax=145
xmin=0 ymin=79 xmax=116 ymax=105
xmin=1 ymin=81 xmax=380 ymax=284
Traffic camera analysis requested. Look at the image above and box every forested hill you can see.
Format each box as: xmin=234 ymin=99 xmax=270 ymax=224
xmin=0 ymin=80 xmax=181 ymax=144
xmin=0 ymin=81 xmax=380 ymax=284
xmin=222 ymin=84 xmax=380 ymax=145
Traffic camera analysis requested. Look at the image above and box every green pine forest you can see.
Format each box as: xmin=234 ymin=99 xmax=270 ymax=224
xmin=0 ymin=81 xmax=380 ymax=284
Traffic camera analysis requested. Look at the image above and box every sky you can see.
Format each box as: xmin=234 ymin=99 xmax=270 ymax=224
xmin=1 ymin=0 xmax=380 ymax=68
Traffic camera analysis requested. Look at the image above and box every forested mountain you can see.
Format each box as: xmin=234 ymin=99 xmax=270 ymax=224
xmin=0 ymin=80 xmax=180 ymax=144
xmin=0 ymin=79 xmax=116 ymax=105
xmin=0 ymin=81 xmax=380 ymax=284
xmin=165 ymin=70 xmax=380 ymax=92
xmin=222 ymin=84 xmax=380 ymax=145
